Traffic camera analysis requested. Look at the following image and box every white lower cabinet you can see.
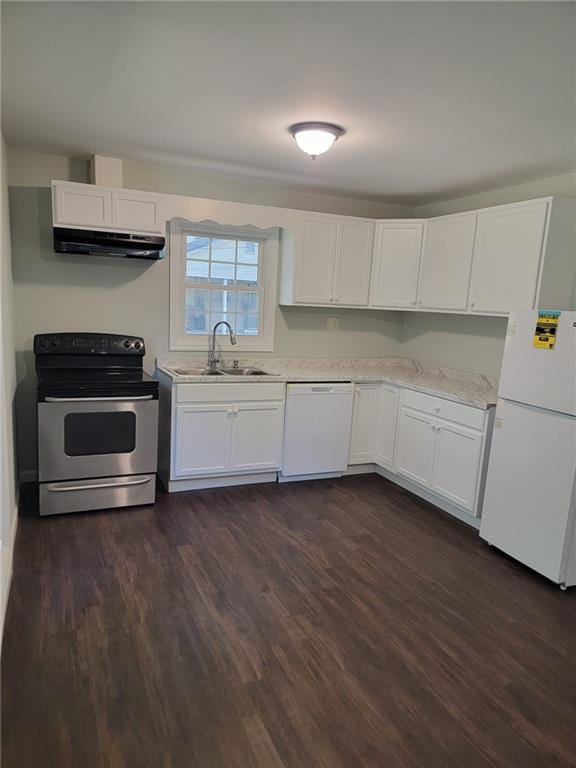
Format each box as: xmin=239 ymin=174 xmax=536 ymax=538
xmin=166 ymin=382 xmax=286 ymax=484
xmin=231 ymin=403 xmax=285 ymax=471
xmin=174 ymin=401 xmax=284 ymax=477
xmin=349 ymin=383 xmax=400 ymax=467
xmin=174 ymin=404 xmax=232 ymax=477
xmin=374 ymin=385 xmax=400 ymax=468
xmin=394 ymin=391 xmax=489 ymax=515
xmin=349 ymin=383 xmax=381 ymax=464
xmin=431 ymin=421 xmax=483 ymax=511
xmin=395 ymin=407 xmax=436 ymax=486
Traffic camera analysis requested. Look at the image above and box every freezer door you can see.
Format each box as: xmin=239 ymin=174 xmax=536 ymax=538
xmin=480 ymin=399 xmax=576 ymax=584
xmin=498 ymin=310 xmax=576 ymax=415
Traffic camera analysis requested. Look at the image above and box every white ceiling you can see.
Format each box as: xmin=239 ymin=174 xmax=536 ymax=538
xmin=2 ymin=1 xmax=575 ymax=204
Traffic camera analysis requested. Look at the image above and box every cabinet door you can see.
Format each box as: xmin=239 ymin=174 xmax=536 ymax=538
xmin=334 ymin=219 xmax=374 ymax=306
xmin=53 ymin=183 xmax=112 ymax=228
xmin=418 ymin=214 xmax=477 ymax=310
xmin=431 ymin=421 xmax=483 ymax=512
xmin=294 ymin=214 xmax=338 ymax=304
xmin=231 ymin=402 xmax=285 ymax=471
xmin=349 ymin=383 xmax=381 ymax=464
xmin=173 ymin=404 xmax=232 ymax=477
xmin=112 ymin=191 xmax=164 ymax=233
xmin=395 ymin=407 xmax=436 ymax=487
xmin=370 ymin=221 xmax=424 ymax=308
xmin=374 ymin=385 xmax=400 ymax=469
xmin=469 ymin=201 xmax=548 ymax=314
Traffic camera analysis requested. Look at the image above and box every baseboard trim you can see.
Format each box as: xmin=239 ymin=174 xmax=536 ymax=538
xmin=344 ymin=463 xmax=377 ymax=476
xmin=167 ymin=472 xmax=277 ymax=493
xmin=375 ymin=466 xmax=480 ymax=529
xmin=278 ymin=471 xmax=343 ymax=483
xmin=1 ymin=506 xmax=19 ymax=648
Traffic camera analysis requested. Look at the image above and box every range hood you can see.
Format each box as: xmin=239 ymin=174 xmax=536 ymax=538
xmin=53 ymin=228 xmax=165 ymax=260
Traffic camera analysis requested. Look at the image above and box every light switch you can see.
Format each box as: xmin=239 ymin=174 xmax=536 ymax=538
xmin=326 ymin=316 xmax=340 ymax=332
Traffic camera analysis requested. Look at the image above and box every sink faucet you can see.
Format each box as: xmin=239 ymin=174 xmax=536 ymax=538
xmin=208 ymin=321 xmax=237 ymax=370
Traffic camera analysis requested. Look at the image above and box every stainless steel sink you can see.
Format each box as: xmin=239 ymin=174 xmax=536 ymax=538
xmin=169 ymin=367 xmax=225 ymax=376
xmin=168 ymin=366 xmax=276 ymax=377
xmin=219 ymin=367 xmax=276 ymax=376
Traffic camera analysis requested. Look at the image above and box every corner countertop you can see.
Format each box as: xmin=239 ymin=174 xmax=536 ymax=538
xmin=156 ymin=357 xmax=499 ymax=410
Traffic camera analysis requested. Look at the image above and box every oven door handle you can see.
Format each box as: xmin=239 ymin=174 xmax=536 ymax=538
xmin=44 ymin=395 xmax=154 ymax=403
xmin=45 ymin=476 xmax=153 ymax=493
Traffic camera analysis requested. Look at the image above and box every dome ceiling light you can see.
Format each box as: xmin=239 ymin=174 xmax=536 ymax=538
xmin=289 ymin=122 xmax=345 ymax=159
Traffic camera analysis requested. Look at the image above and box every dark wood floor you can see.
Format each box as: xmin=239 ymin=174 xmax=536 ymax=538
xmin=3 ymin=475 xmax=576 ymax=768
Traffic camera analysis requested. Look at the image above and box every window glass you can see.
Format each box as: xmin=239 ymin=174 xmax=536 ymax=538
xmin=184 ymin=235 xmax=262 ymax=337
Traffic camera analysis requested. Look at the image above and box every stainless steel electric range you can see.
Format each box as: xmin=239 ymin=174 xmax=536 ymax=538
xmin=35 ymin=332 xmax=159 ymax=517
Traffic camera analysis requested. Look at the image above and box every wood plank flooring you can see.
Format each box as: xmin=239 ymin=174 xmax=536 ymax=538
xmin=3 ymin=474 xmax=576 ymax=768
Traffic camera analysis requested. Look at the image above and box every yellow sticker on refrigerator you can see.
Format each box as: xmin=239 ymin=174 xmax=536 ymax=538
xmin=533 ymin=310 xmax=560 ymax=350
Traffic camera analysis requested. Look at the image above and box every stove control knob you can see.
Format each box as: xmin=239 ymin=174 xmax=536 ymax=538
xmin=133 ymin=341 xmax=142 ymax=351
xmin=51 ymin=338 xmax=61 ymax=349
xmin=39 ymin=338 xmax=49 ymax=349
xmin=123 ymin=339 xmax=132 ymax=349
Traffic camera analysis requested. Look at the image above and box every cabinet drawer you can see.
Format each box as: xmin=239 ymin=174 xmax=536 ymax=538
xmin=401 ymin=389 xmax=485 ymax=430
xmin=176 ymin=382 xmax=286 ymax=403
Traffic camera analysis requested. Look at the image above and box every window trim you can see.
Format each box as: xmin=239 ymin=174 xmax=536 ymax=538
xmin=169 ymin=218 xmax=279 ymax=352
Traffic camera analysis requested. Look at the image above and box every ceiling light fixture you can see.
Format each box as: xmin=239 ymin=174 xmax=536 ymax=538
xmin=289 ymin=122 xmax=345 ymax=159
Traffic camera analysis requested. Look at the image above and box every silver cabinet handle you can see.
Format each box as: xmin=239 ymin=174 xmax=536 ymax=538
xmin=46 ymin=476 xmax=153 ymax=493
xmin=45 ymin=395 xmax=154 ymax=403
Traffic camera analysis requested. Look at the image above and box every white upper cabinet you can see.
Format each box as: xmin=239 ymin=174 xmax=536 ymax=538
xmin=111 ymin=190 xmax=164 ymax=233
xmin=52 ymin=181 xmax=164 ymax=234
xmin=53 ymin=183 xmax=112 ymax=228
xmin=284 ymin=213 xmax=374 ymax=307
xmin=294 ymin=214 xmax=339 ymax=305
xmin=334 ymin=219 xmax=374 ymax=306
xmin=370 ymin=221 xmax=424 ymax=308
xmin=418 ymin=213 xmax=477 ymax=311
xmin=469 ymin=200 xmax=548 ymax=314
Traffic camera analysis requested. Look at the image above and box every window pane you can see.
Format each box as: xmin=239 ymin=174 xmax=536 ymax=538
xmin=236 ymin=292 xmax=259 ymax=314
xmin=210 ymin=262 xmax=235 ymax=284
xmin=209 ymin=313 xmax=234 ymax=332
xmin=186 ymin=236 xmax=210 ymax=260
xmin=236 ymin=264 xmax=258 ymax=286
xmin=237 ymin=240 xmax=259 ymax=265
xmin=186 ymin=288 xmax=209 ymax=312
xmin=236 ymin=313 xmax=260 ymax=336
xmin=210 ymin=290 xmax=236 ymax=313
xmin=185 ymin=289 xmax=209 ymax=334
xmin=211 ymin=238 xmax=236 ymax=263
xmin=186 ymin=260 xmax=209 ymax=281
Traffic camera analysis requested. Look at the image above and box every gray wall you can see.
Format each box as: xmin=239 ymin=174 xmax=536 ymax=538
xmin=413 ymin=172 xmax=576 ymax=218
xmin=1 ymin=133 xmax=18 ymax=628
xmin=401 ymin=313 xmax=507 ymax=377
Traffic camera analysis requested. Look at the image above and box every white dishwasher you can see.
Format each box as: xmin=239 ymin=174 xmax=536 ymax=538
xmin=281 ymin=383 xmax=354 ymax=478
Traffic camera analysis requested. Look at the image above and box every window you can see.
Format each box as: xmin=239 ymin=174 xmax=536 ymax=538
xmin=169 ymin=219 xmax=279 ymax=351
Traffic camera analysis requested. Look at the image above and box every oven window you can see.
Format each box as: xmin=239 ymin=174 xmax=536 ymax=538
xmin=64 ymin=412 xmax=136 ymax=456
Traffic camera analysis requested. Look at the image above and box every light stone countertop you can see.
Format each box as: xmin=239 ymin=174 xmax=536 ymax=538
xmin=156 ymin=357 xmax=499 ymax=410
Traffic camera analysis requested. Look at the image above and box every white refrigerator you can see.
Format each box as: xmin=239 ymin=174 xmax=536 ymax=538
xmin=480 ymin=309 xmax=576 ymax=588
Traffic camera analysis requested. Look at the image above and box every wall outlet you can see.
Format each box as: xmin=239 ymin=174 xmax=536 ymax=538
xmin=326 ymin=316 xmax=340 ymax=332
